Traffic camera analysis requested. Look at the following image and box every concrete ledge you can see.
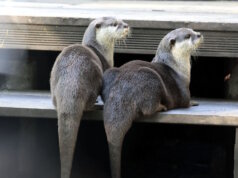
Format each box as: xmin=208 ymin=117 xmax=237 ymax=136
xmin=0 ymin=1 xmax=238 ymax=29
xmin=0 ymin=91 xmax=238 ymax=126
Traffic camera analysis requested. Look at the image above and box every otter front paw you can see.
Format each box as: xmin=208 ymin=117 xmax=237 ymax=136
xmin=157 ymin=104 xmax=168 ymax=112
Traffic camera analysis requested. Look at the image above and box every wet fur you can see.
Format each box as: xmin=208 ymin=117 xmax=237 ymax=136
xmin=102 ymin=28 xmax=203 ymax=178
xmin=50 ymin=17 xmax=129 ymax=178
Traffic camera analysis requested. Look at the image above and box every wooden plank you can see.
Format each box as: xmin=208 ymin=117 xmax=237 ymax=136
xmin=0 ymin=91 xmax=238 ymax=127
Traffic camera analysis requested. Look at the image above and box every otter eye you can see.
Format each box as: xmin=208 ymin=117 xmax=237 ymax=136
xmin=185 ymin=34 xmax=191 ymax=39
xmin=113 ymin=23 xmax=118 ymax=27
xmin=95 ymin=23 xmax=101 ymax=29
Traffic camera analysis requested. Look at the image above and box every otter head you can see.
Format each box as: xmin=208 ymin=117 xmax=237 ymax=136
xmin=168 ymin=28 xmax=203 ymax=58
xmin=95 ymin=17 xmax=129 ymax=46
xmin=157 ymin=28 xmax=203 ymax=58
xmin=83 ymin=17 xmax=129 ymax=67
xmin=154 ymin=28 xmax=203 ymax=83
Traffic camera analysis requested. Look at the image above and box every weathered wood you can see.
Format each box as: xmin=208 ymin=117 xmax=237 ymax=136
xmin=0 ymin=91 xmax=238 ymax=127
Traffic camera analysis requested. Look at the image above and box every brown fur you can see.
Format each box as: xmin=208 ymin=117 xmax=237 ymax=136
xmin=101 ymin=28 xmax=203 ymax=178
xmin=50 ymin=17 xmax=129 ymax=178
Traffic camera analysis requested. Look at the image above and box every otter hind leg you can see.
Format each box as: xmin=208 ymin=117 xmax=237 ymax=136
xmin=141 ymin=101 xmax=167 ymax=116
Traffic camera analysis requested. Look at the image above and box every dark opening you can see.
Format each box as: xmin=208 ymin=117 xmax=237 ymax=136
xmin=0 ymin=49 xmax=233 ymax=100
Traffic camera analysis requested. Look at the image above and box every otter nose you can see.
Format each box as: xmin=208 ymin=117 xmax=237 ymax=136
xmin=197 ymin=33 xmax=202 ymax=38
xmin=123 ymin=24 xmax=129 ymax=29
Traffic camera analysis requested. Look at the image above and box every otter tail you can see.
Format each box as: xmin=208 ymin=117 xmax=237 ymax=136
xmin=103 ymin=97 xmax=135 ymax=178
xmin=57 ymin=95 xmax=85 ymax=178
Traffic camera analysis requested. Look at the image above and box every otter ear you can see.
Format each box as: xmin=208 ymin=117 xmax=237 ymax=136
xmin=170 ymin=38 xmax=176 ymax=48
xmin=95 ymin=23 xmax=101 ymax=29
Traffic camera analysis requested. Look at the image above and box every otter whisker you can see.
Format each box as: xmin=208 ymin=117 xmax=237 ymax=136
xmin=115 ymin=40 xmax=121 ymax=47
xmin=122 ymin=39 xmax=128 ymax=48
xmin=115 ymin=39 xmax=128 ymax=48
xmin=117 ymin=40 xmax=121 ymax=46
xmin=127 ymin=28 xmax=132 ymax=37
xmin=192 ymin=50 xmax=198 ymax=60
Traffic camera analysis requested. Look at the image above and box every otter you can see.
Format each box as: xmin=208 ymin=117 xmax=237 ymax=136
xmin=50 ymin=17 xmax=129 ymax=178
xmin=102 ymin=28 xmax=203 ymax=178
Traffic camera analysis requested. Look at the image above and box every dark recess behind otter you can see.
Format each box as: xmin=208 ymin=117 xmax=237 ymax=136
xmin=1 ymin=48 xmax=225 ymax=99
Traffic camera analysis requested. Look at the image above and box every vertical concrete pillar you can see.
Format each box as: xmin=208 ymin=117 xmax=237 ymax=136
xmin=226 ymin=59 xmax=238 ymax=178
xmin=226 ymin=59 xmax=238 ymax=99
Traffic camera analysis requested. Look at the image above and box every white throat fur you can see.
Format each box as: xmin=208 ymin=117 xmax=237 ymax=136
xmin=96 ymin=26 xmax=126 ymax=67
xmin=171 ymin=39 xmax=193 ymax=83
